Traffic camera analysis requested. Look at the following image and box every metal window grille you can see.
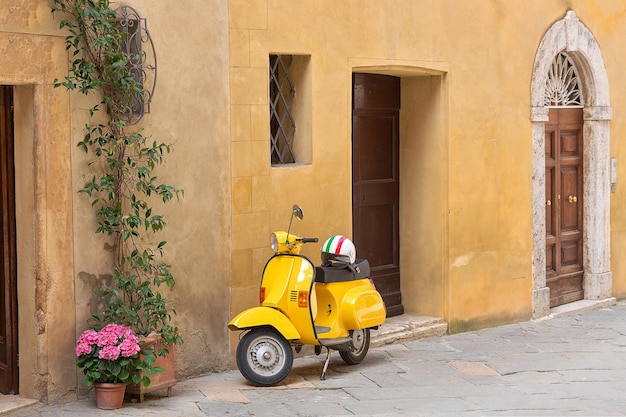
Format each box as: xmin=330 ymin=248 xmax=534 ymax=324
xmin=544 ymin=52 xmax=582 ymax=107
xmin=270 ymin=55 xmax=296 ymax=164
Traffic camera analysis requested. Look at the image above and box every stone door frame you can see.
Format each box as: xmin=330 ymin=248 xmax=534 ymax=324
xmin=531 ymin=11 xmax=612 ymax=318
xmin=0 ymin=31 xmax=76 ymax=401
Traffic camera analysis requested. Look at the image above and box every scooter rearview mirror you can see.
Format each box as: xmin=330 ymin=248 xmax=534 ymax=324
xmin=292 ymin=205 xmax=304 ymax=220
xmin=286 ymin=205 xmax=304 ymax=245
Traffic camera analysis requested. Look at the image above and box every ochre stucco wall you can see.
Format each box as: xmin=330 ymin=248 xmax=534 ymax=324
xmin=597 ymin=1 xmax=626 ymax=299
xmin=4 ymin=0 xmax=626 ymax=404
xmin=399 ymin=75 xmax=447 ymax=318
xmin=2 ymin=0 xmax=231 ymax=403
xmin=68 ymin=0 xmax=233 ymax=388
xmin=228 ymin=0 xmax=626 ymax=352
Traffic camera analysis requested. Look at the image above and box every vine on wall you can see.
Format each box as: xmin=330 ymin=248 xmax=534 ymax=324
xmin=52 ymin=0 xmax=183 ymax=348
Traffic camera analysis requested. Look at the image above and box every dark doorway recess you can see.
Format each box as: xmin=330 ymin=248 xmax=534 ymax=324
xmin=0 ymin=85 xmax=18 ymax=394
xmin=352 ymin=73 xmax=403 ymax=317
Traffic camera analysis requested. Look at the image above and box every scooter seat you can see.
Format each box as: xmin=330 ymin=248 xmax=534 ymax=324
xmin=314 ymin=259 xmax=370 ymax=283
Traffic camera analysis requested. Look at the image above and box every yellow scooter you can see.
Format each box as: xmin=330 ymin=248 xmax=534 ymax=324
xmin=228 ymin=205 xmax=386 ymax=386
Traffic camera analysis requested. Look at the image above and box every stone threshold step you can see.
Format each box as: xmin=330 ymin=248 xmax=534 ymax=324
xmin=0 ymin=395 xmax=38 ymax=416
xmin=546 ymin=297 xmax=617 ymax=319
xmin=371 ymin=314 xmax=448 ymax=348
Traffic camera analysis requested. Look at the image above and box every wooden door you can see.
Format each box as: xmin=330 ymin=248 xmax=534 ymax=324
xmin=545 ymin=107 xmax=584 ymax=307
xmin=352 ymin=73 xmax=403 ymax=317
xmin=0 ymin=85 xmax=18 ymax=394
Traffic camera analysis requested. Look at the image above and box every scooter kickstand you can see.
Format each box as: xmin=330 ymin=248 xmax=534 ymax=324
xmin=320 ymin=347 xmax=331 ymax=380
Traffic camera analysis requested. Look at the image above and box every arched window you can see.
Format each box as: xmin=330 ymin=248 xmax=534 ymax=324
xmin=544 ymin=52 xmax=582 ymax=107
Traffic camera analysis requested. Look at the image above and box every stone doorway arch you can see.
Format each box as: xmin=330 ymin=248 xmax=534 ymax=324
xmin=531 ymin=11 xmax=612 ymax=318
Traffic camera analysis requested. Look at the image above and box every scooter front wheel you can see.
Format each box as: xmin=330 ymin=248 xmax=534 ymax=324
xmin=339 ymin=329 xmax=370 ymax=365
xmin=236 ymin=328 xmax=293 ymax=386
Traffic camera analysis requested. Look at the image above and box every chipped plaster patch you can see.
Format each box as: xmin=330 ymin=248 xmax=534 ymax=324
xmin=452 ymin=253 xmax=474 ymax=268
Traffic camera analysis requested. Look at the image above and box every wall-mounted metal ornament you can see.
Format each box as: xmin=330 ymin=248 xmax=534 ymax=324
xmin=115 ymin=5 xmax=157 ymax=125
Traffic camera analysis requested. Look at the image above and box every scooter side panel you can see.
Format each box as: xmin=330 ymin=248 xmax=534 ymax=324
xmin=261 ymin=255 xmax=318 ymax=345
xmin=342 ymin=284 xmax=386 ymax=330
xmin=261 ymin=257 xmax=295 ymax=311
xmin=228 ymin=306 xmax=300 ymax=341
xmin=284 ymin=257 xmax=318 ymax=345
xmin=312 ymin=282 xmax=347 ymax=339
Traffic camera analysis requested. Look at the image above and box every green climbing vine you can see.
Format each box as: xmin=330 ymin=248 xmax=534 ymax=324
xmin=52 ymin=0 xmax=183 ymax=348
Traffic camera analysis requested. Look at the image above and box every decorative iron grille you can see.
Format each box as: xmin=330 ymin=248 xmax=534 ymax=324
xmin=115 ymin=5 xmax=157 ymax=125
xmin=544 ymin=52 xmax=582 ymax=107
xmin=270 ymin=55 xmax=296 ymax=164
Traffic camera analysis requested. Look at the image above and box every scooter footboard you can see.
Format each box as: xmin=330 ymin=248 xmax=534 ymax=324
xmin=342 ymin=286 xmax=386 ymax=330
xmin=228 ymin=306 xmax=301 ymax=341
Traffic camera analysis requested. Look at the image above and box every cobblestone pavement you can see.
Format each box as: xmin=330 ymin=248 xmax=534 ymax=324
xmin=6 ymin=301 xmax=626 ymax=416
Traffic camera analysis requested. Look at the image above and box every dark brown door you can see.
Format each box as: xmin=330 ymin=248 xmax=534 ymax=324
xmin=0 ymin=85 xmax=18 ymax=394
xmin=545 ymin=107 xmax=584 ymax=307
xmin=352 ymin=73 xmax=403 ymax=317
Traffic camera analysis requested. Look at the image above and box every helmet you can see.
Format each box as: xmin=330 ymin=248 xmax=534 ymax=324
xmin=321 ymin=235 xmax=356 ymax=266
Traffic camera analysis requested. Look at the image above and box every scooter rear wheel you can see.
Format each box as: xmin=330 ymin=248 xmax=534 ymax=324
xmin=339 ymin=329 xmax=370 ymax=365
xmin=236 ymin=328 xmax=293 ymax=386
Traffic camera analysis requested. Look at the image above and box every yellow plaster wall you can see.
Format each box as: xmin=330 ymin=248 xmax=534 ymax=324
xmin=228 ymin=0 xmax=529 ymax=344
xmin=443 ymin=2 xmax=534 ymax=330
xmin=2 ymin=0 xmax=232 ymax=402
xmin=228 ymin=0 xmax=626 ymax=350
xmin=597 ymin=1 xmax=626 ymax=300
xmin=400 ymin=75 xmax=448 ymax=318
xmin=83 ymin=0 xmax=234 ymax=379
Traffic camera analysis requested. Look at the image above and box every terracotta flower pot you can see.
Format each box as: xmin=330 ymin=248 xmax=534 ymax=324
xmin=93 ymin=382 xmax=126 ymax=410
xmin=126 ymin=334 xmax=176 ymax=402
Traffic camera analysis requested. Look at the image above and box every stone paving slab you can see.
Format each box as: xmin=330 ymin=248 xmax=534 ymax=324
xmin=6 ymin=301 xmax=626 ymax=416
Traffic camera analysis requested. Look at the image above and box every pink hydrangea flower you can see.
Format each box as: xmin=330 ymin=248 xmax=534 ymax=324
xmin=119 ymin=337 xmax=141 ymax=357
xmin=75 ymin=323 xmax=145 ymax=385
xmin=75 ymin=324 xmax=140 ymax=360
xmin=99 ymin=345 xmax=121 ymax=361
xmin=97 ymin=324 xmax=125 ymax=347
xmin=77 ymin=329 xmax=98 ymax=345
xmin=75 ymin=342 xmax=92 ymax=356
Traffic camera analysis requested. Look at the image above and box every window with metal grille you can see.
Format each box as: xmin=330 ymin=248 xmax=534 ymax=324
xmin=270 ymin=55 xmax=296 ymax=164
xmin=269 ymin=55 xmax=312 ymax=166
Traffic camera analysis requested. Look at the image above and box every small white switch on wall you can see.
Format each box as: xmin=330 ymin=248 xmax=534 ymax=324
xmin=611 ymin=157 xmax=617 ymax=192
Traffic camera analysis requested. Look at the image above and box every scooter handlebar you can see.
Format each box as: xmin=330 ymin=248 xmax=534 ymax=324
xmin=301 ymin=237 xmax=319 ymax=244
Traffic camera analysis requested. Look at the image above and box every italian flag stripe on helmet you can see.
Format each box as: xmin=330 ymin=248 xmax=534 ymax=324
xmin=324 ymin=235 xmax=346 ymax=254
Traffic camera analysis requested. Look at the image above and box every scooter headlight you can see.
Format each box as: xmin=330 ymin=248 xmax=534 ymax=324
xmin=270 ymin=233 xmax=279 ymax=253
xmin=270 ymin=231 xmax=292 ymax=253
